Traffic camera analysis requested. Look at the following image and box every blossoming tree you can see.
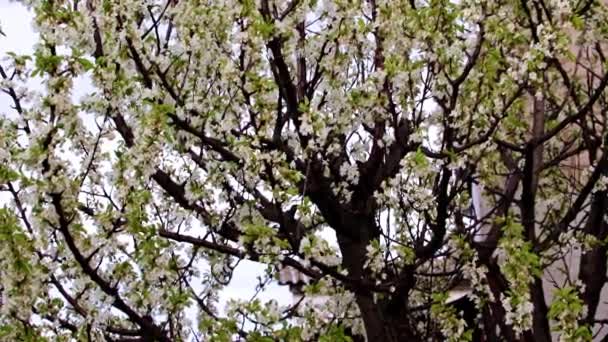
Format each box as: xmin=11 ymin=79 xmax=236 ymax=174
xmin=1 ymin=0 xmax=607 ymax=341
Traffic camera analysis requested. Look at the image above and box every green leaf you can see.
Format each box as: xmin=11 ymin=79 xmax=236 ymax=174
xmin=319 ymin=325 xmax=353 ymax=342
xmin=0 ymin=165 xmax=19 ymax=182
xmin=571 ymin=15 xmax=584 ymax=30
xmin=253 ymin=18 xmax=275 ymax=39
xmin=413 ymin=147 xmax=429 ymax=168
xmin=76 ymin=57 xmax=94 ymax=71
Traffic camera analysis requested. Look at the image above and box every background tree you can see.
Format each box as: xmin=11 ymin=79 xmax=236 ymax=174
xmin=0 ymin=0 xmax=607 ymax=341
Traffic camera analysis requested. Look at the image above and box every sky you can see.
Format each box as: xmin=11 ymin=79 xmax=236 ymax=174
xmin=0 ymin=0 xmax=293 ymax=320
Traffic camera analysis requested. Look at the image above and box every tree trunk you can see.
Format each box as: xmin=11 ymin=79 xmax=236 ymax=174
xmin=336 ymin=218 xmax=415 ymax=341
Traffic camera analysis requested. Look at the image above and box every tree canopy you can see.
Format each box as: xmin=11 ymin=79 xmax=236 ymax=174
xmin=0 ymin=0 xmax=607 ymax=341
